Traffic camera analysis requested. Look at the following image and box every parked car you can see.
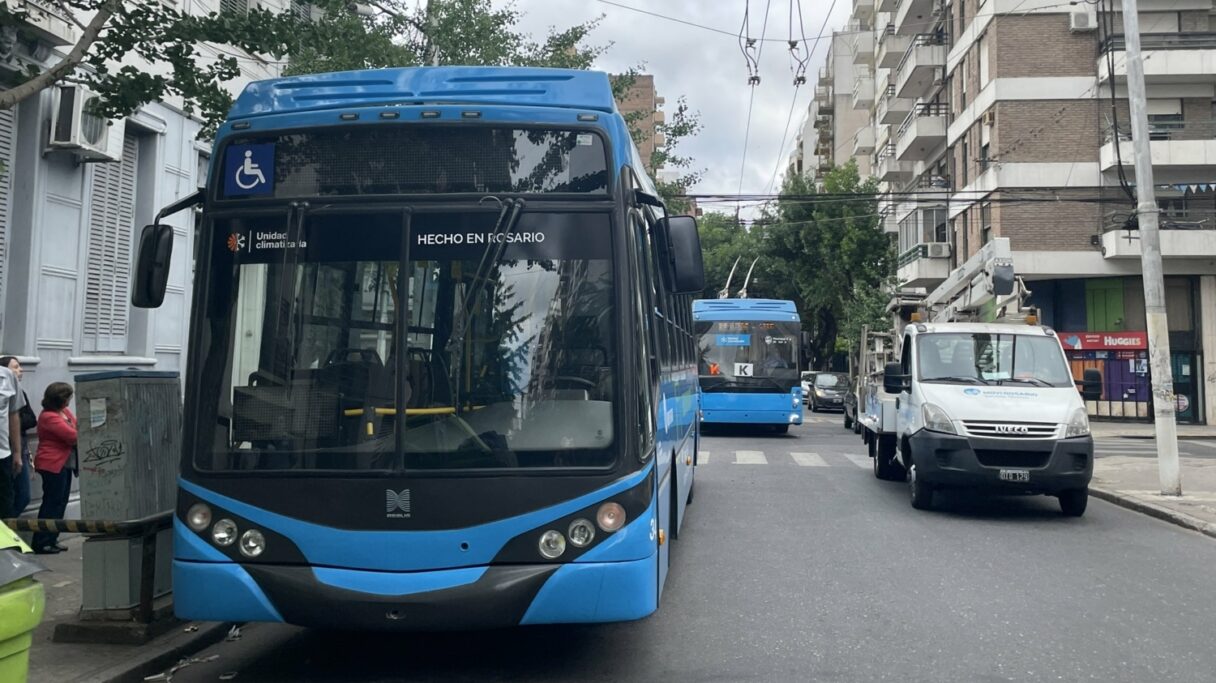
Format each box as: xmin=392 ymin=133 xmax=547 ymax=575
xmin=806 ymin=372 xmax=848 ymax=412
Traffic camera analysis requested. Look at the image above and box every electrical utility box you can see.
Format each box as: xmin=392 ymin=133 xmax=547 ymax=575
xmin=74 ymin=370 xmax=181 ymax=611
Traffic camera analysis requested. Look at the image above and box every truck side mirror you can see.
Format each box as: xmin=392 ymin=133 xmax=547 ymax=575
xmin=1078 ymin=368 xmax=1102 ymax=401
xmin=883 ymin=362 xmax=908 ymax=394
xmin=654 ymin=215 xmax=705 ymax=294
xmin=131 ymin=223 xmax=174 ymax=308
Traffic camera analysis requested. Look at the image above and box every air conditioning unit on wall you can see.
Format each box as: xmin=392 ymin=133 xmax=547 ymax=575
xmin=1069 ymin=11 xmax=1097 ymax=32
xmin=926 ymin=242 xmax=952 ymax=258
xmin=48 ymin=85 xmax=125 ymax=162
xmin=981 ymin=110 xmax=996 ymax=126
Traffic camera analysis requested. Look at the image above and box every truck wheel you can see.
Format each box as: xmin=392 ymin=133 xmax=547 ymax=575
xmin=843 ymin=411 xmax=853 ymax=430
xmin=853 ymin=418 xmax=862 ymax=435
xmin=909 ymin=466 xmax=934 ymax=510
xmin=1058 ymin=489 xmax=1087 ymax=517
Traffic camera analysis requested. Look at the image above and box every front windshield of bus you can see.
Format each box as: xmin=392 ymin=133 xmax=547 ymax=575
xmin=695 ymin=321 xmax=800 ymax=392
xmin=195 ymin=209 xmax=616 ymax=472
xmin=917 ymin=333 xmax=1073 ymax=388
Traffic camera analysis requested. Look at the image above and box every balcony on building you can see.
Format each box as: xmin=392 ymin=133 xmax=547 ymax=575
xmin=852 ymin=69 xmax=875 ymax=110
xmin=895 ymin=0 xmax=944 ymax=35
xmin=897 ymin=242 xmax=952 ymax=287
xmin=1098 ymin=32 xmax=1216 ymax=84
xmin=852 ymin=21 xmax=875 ymax=63
xmin=1100 ymin=120 xmax=1216 ymax=171
xmin=877 ymin=84 xmax=913 ymax=124
xmin=815 ymin=82 xmax=833 ymax=107
xmin=877 ymin=24 xmax=912 ymax=69
xmin=855 ymin=0 xmax=875 ymax=20
xmin=853 ymin=127 xmax=876 ymax=156
xmin=877 ymin=0 xmax=899 ymax=13
xmin=876 ymin=143 xmax=913 ymax=182
xmin=1100 ymin=198 xmax=1216 ymax=258
xmin=894 ymin=33 xmax=947 ymax=100
xmin=12 ymin=0 xmax=76 ymax=46
xmin=895 ymin=102 xmax=948 ymax=160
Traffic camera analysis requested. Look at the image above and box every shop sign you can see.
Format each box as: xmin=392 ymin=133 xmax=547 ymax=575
xmin=1060 ymin=331 xmax=1148 ymax=351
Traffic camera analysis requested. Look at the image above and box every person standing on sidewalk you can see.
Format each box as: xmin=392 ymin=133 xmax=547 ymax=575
xmin=1 ymin=356 xmax=37 ymax=517
xmin=31 ymin=382 xmax=76 ymax=554
xmin=0 ymin=364 xmax=23 ymax=520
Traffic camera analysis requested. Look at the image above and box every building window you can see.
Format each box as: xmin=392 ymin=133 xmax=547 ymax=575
xmin=220 ymin=0 xmax=247 ymax=15
xmin=84 ymin=132 xmax=140 ymax=353
xmin=960 ymin=138 xmax=969 ymax=187
xmin=981 ymin=202 xmax=992 ymax=245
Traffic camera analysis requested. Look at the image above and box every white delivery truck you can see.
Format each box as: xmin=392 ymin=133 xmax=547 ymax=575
xmin=879 ymin=238 xmax=1100 ymax=516
xmin=853 ymin=325 xmax=901 ymax=480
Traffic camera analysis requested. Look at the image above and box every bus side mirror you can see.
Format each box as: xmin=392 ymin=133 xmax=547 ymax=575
xmin=1077 ymin=368 xmax=1102 ymax=401
xmin=131 ymin=223 xmax=174 ymax=308
xmin=883 ymin=362 xmax=908 ymax=394
xmin=654 ymin=215 xmax=705 ymax=294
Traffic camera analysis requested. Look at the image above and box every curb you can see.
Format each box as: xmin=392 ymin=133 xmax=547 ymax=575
xmin=1090 ymin=486 xmax=1216 ymax=540
xmin=74 ymin=621 xmax=233 ymax=683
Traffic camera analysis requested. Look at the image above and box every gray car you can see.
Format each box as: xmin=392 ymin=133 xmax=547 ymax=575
xmin=805 ymin=372 xmax=848 ymax=412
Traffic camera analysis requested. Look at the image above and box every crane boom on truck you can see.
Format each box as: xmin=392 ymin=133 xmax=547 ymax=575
xmin=869 ymin=237 xmax=1097 ymax=516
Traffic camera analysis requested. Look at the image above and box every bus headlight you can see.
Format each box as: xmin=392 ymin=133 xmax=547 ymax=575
xmin=239 ymin=529 xmax=267 ymax=558
xmin=186 ymin=504 xmax=212 ymax=532
xmin=568 ymin=519 xmax=595 ymax=548
xmin=792 ymin=394 xmax=800 ymax=408
xmin=211 ymin=519 xmax=238 ymax=547
xmin=538 ymin=530 xmax=566 ymax=559
xmin=596 ymin=502 xmax=626 ymax=532
xmin=1066 ymin=408 xmax=1090 ymax=438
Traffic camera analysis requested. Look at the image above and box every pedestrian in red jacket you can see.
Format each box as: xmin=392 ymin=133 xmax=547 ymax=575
xmin=32 ymin=382 xmax=76 ymax=554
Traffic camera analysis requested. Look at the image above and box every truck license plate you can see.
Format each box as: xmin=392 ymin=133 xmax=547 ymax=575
xmin=999 ymin=469 xmax=1030 ymax=483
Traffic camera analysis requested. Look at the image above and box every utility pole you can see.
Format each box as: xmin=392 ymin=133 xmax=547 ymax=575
xmin=1120 ymin=0 xmax=1181 ymax=495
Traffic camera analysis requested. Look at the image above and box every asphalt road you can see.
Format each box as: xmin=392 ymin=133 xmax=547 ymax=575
xmin=167 ymin=414 xmax=1216 ymax=683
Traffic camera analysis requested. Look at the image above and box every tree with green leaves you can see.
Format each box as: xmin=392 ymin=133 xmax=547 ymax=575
xmin=753 ymin=162 xmax=894 ymax=370
xmin=693 ymin=211 xmax=756 ymax=300
xmin=0 ymin=0 xmax=606 ymax=134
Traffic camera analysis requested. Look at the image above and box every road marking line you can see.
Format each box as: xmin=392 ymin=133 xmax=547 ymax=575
xmin=735 ymin=450 xmax=768 ymax=465
xmin=842 ymin=453 xmax=871 ymax=469
xmin=698 ymin=450 xmax=709 ymax=464
xmin=790 ymin=452 xmax=828 ymax=467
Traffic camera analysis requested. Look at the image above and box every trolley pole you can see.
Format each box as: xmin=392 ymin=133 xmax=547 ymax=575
xmin=1120 ymin=0 xmax=1181 ymax=495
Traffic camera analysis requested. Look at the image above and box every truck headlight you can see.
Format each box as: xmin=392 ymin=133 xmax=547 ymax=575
xmin=922 ymin=403 xmax=956 ymax=435
xmin=1066 ymin=408 xmax=1090 ymax=438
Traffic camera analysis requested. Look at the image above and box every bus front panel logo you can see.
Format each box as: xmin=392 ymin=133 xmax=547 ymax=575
xmin=386 ymin=489 xmax=412 ymax=518
xmin=224 ymin=144 xmax=275 ymax=197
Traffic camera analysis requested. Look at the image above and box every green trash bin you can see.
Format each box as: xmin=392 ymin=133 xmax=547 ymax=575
xmin=0 ymin=525 xmax=45 ymax=683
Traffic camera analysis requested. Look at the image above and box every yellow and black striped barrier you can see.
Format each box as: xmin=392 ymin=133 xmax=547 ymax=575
xmin=3 ymin=510 xmax=173 ymax=539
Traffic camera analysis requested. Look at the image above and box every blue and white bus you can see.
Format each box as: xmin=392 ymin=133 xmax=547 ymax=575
xmin=694 ymin=299 xmax=803 ymax=432
xmin=130 ymin=67 xmax=705 ymax=629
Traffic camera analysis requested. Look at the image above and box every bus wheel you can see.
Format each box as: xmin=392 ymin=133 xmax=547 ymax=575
xmin=773 ymin=424 xmax=789 ymax=434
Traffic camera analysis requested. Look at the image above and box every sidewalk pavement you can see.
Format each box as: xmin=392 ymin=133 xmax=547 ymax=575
xmin=1091 ymin=421 xmax=1216 ymax=439
xmin=23 ymin=534 xmax=229 ymax=683
xmin=1091 ymin=427 xmax=1216 ymax=539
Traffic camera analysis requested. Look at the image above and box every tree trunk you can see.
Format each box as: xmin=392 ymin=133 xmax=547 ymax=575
xmin=0 ymin=3 xmax=116 ymax=111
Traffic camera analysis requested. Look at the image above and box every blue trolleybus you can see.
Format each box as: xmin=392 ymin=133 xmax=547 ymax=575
xmin=130 ymin=67 xmax=706 ymax=629
xmin=694 ymin=299 xmax=803 ymax=432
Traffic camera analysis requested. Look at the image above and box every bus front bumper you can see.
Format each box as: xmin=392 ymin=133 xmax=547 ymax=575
xmin=173 ymin=554 xmax=658 ymax=630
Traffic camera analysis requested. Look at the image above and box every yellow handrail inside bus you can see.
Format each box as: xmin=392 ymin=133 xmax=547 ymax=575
xmin=342 ymin=406 xmax=483 ymax=417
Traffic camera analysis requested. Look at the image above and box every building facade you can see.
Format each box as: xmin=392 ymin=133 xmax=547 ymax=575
xmin=614 ymin=73 xmax=666 ymax=173
xmin=805 ymin=0 xmax=1216 ymax=424
xmin=1 ymin=0 xmax=286 ymax=508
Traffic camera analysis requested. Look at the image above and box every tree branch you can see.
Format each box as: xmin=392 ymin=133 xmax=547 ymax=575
xmin=0 ymin=1 xmax=116 ymax=111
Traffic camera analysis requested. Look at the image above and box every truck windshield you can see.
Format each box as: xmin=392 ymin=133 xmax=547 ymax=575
xmin=695 ymin=321 xmax=800 ymax=392
xmin=917 ymin=333 xmax=1073 ymax=388
xmin=195 ymin=209 xmax=617 ymax=472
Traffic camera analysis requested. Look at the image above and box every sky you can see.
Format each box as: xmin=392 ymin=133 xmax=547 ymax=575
xmin=504 ymin=0 xmax=853 ymax=216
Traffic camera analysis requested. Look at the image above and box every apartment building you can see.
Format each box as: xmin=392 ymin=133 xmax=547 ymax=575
xmin=0 ymin=0 xmax=284 ymax=412
xmin=806 ymin=0 xmax=1216 ymax=424
xmin=615 ymin=73 xmax=667 ymax=173
xmin=790 ymin=32 xmax=875 ymax=184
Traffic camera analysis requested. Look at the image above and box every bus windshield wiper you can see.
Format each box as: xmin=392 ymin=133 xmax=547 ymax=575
xmin=446 ymin=197 xmax=524 ymax=412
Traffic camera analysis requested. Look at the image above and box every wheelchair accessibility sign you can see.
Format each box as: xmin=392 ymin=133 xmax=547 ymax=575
xmin=224 ymin=143 xmax=274 ymax=197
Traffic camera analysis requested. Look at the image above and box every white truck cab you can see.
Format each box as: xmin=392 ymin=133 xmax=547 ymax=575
xmin=885 ymin=322 xmax=1094 ymax=515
